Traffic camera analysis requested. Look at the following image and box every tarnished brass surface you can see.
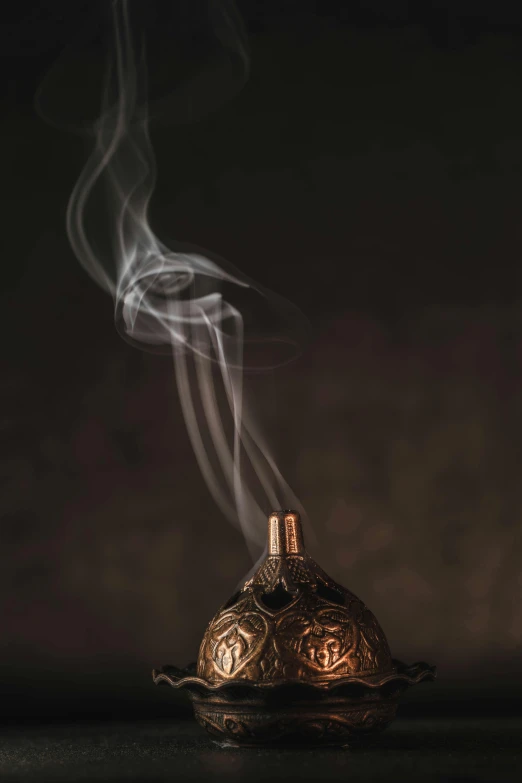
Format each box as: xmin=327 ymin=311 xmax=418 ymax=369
xmin=193 ymin=700 xmax=398 ymax=747
xmin=198 ymin=510 xmax=393 ymax=684
xmin=153 ymin=659 xmax=435 ymax=746
xmin=153 ymin=510 xmax=436 ymax=746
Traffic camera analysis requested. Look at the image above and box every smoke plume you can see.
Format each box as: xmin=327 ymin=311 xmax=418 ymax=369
xmin=53 ymin=0 xmax=311 ymax=556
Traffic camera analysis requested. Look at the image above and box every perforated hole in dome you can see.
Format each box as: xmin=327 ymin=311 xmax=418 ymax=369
xmin=315 ymin=581 xmax=345 ymax=606
xmin=261 ymin=583 xmax=295 ymax=610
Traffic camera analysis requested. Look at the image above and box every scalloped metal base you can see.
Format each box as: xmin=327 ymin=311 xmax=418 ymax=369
xmin=153 ymin=659 xmax=436 ymax=747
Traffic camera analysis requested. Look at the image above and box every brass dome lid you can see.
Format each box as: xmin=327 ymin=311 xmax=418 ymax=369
xmin=197 ymin=511 xmax=394 ymax=684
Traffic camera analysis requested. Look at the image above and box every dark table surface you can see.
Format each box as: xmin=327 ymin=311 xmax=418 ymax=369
xmin=1 ymin=718 xmax=521 ymax=782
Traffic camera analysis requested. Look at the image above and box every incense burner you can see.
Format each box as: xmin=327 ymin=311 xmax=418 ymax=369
xmin=153 ymin=511 xmax=435 ymax=747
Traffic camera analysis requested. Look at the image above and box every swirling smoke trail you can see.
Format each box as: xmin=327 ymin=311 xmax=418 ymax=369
xmin=66 ymin=0 xmax=310 ymax=557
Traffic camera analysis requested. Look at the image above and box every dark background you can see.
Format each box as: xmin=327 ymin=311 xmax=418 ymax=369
xmin=2 ymin=0 xmax=522 ymax=723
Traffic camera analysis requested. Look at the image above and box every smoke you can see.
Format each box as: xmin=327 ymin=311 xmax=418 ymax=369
xmin=51 ymin=0 xmax=311 ymax=557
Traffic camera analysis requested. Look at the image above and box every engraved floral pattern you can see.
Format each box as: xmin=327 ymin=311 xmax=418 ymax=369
xmin=208 ymin=612 xmax=268 ymax=677
xmin=200 ymin=590 xmax=392 ymax=682
xmin=198 ymin=513 xmax=393 ymax=683
xmin=194 ymin=704 xmax=398 ymax=746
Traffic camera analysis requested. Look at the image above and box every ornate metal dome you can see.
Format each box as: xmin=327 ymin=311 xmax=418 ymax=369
xmin=197 ymin=510 xmax=394 ymax=684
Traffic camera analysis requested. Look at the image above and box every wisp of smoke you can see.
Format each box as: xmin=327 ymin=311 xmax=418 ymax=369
xmin=55 ymin=0 xmax=311 ymax=557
